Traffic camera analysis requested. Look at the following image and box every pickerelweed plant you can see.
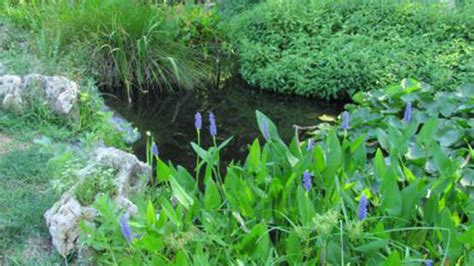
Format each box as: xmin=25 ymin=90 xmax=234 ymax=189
xmin=80 ymin=79 xmax=473 ymax=264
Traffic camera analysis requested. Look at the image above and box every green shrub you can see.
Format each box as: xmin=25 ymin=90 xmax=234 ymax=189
xmin=80 ymin=80 xmax=473 ymax=264
xmin=231 ymin=0 xmax=474 ymax=99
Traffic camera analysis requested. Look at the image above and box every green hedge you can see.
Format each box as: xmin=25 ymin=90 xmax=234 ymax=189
xmin=231 ymin=0 xmax=474 ymax=99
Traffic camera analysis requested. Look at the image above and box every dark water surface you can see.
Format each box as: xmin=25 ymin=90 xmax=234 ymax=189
xmin=105 ymin=80 xmax=344 ymax=170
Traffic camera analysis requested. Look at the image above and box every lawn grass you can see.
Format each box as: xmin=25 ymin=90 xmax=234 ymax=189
xmin=0 ymin=140 xmax=64 ymax=264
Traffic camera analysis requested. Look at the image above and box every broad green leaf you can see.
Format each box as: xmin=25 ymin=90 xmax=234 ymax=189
xmin=170 ymin=176 xmax=194 ymax=209
xmin=156 ymin=157 xmax=170 ymax=182
xmin=146 ymin=200 xmax=156 ymax=226
xmin=354 ymin=239 xmax=388 ymax=252
xmin=204 ymin=181 xmax=221 ymax=210
xmin=246 ymin=138 xmax=261 ymax=172
xmin=256 ymin=110 xmax=281 ymax=140
xmin=417 ymin=117 xmax=438 ymax=147
xmin=160 ymin=198 xmax=180 ymax=227
xmin=383 ymin=251 xmax=401 ymax=265
xmin=297 ymin=186 xmax=315 ymax=226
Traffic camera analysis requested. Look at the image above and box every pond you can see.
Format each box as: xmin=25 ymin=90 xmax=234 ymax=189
xmin=105 ymin=79 xmax=344 ymax=170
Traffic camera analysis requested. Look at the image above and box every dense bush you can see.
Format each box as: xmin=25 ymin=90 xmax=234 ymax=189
xmin=231 ymin=0 xmax=474 ymax=99
xmin=1 ymin=0 xmax=224 ymax=100
xmin=78 ymin=79 xmax=473 ymax=264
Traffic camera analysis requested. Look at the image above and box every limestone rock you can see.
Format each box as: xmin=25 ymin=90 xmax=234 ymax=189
xmin=0 ymin=74 xmax=78 ymax=115
xmin=45 ymin=147 xmax=151 ymax=257
xmin=0 ymin=75 xmax=24 ymax=111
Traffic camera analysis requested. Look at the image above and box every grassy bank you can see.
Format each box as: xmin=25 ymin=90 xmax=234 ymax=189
xmin=1 ymin=0 xmax=223 ymax=101
xmin=0 ymin=18 xmax=128 ymax=263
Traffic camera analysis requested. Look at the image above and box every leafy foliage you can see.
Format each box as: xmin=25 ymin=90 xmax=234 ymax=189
xmin=231 ymin=0 xmax=474 ymax=99
xmin=80 ymin=79 xmax=473 ymax=264
xmin=74 ymin=166 xmax=117 ymax=206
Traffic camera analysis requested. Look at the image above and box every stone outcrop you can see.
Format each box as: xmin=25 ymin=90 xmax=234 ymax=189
xmin=44 ymin=147 xmax=151 ymax=257
xmin=0 ymin=74 xmax=78 ymax=115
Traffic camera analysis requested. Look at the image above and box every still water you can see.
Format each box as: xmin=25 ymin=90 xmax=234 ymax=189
xmin=105 ymin=80 xmax=344 ymax=170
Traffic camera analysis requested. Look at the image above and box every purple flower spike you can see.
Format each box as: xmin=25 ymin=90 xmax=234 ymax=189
xmin=425 ymin=259 xmax=433 ymax=266
xmin=358 ymin=194 xmax=368 ymax=221
xmin=262 ymin=120 xmax=270 ymax=140
xmin=403 ymin=102 xmax=412 ymax=123
xmin=209 ymin=112 xmax=217 ymax=137
xmin=195 ymin=112 xmax=202 ymax=130
xmin=306 ymin=139 xmax=314 ymax=151
xmin=341 ymin=111 xmax=350 ymax=130
xmin=120 ymin=215 xmax=133 ymax=242
xmin=302 ymin=171 xmax=312 ymax=192
xmin=151 ymin=143 xmax=159 ymax=157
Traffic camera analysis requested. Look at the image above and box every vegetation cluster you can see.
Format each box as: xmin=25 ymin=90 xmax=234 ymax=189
xmin=81 ymin=80 xmax=474 ymax=265
xmin=231 ymin=0 xmax=474 ymax=99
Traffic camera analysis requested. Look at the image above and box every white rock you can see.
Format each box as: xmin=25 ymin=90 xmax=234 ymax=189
xmin=0 ymin=75 xmax=24 ymax=111
xmin=0 ymin=74 xmax=78 ymax=115
xmin=45 ymin=147 xmax=151 ymax=257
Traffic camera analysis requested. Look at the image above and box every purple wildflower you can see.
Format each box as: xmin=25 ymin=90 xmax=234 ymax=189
xmin=151 ymin=143 xmax=159 ymax=157
xmin=306 ymin=139 xmax=314 ymax=151
xmin=302 ymin=171 xmax=312 ymax=192
xmin=425 ymin=259 xmax=433 ymax=266
xmin=341 ymin=111 xmax=350 ymax=130
xmin=262 ymin=120 xmax=270 ymax=140
xmin=195 ymin=112 xmax=202 ymax=130
xmin=358 ymin=194 xmax=368 ymax=221
xmin=209 ymin=112 xmax=217 ymax=137
xmin=403 ymin=102 xmax=412 ymax=123
xmin=119 ymin=215 xmax=133 ymax=242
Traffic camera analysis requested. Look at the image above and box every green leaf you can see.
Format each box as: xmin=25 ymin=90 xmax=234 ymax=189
xmin=383 ymin=251 xmax=401 ymax=265
xmin=297 ymin=186 xmax=315 ymax=226
xmin=156 ymin=157 xmax=171 ymax=182
xmin=170 ymin=175 xmax=194 ymax=209
xmin=417 ymin=117 xmax=438 ymax=147
xmin=146 ymin=200 xmax=156 ymax=227
xmin=256 ymin=110 xmax=281 ymax=140
xmin=204 ymin=181 xmax=221 ymax=210
xmin=379 ymin=163 xmax=402 ymax=217
xmin=246 ymin=138 xmax=261 ymax=172
xmin=285 ymin=230 xmax=302 ymax=264
xmin=323 ymin=130 xmax=341 ymax=179
xmin=160 ymin=198 xmax=180 ymax=227
xmin=354 ymin=239 xmax=388 ymax=252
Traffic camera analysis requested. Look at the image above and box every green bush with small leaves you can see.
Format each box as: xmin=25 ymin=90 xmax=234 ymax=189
xmin=75 ymin=167 xmax=117 ymax=206
xmin=231 ymin=0 xmax=474 ymax=99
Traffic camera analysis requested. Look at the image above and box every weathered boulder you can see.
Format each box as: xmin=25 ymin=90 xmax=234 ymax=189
xmin=0 ymin=74 xmax=78 ymax=115
xmin=45 ymin=147 xmax=151 ymax=257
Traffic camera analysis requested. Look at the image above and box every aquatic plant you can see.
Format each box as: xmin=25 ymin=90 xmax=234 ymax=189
xmin=262 ymin=119 xmax=269 ymax=140
xmin=119 ymin=215 xmax=133 ymax=242
xmin=194 ymin=112 xmax=202 ymax=131
xmin=81 ymin=79 xmax=473 ymax=264
xmin=209 ymin=111 xmax=217 ymax=137
xmin=151 ymin=143 xmax=159 ymax=157
xmin=358 ymin=194 xmax=368 ymax=221
xmin=341 ymin=111 xmax=350 ymax=130
xmin=302 ymin=171 xmax=312 ymax=192
xmin=403 ymin=102 xmax=412 ymax=123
